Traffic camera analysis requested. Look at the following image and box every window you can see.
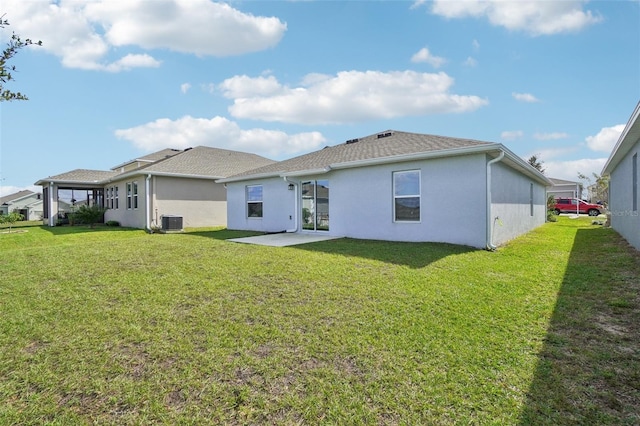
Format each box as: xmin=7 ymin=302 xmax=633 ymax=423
xmin=393 ymin=170 xmax=420 ymax=222
xmin=633 ymin=153 xmax=638 ymax=211
xmin=247 ymin=185 xmax=263 ymax=218
xmin=114 ymin=186 xmax=119 ymax=209
xmin=126 ymin=183 xmax=132 ymax=209
xmin=133 ymin=182 xmax=139 ymax=209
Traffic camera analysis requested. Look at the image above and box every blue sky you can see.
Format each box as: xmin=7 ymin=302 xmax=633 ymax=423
xmin=1 ymin=0 xmax=638 ymax=197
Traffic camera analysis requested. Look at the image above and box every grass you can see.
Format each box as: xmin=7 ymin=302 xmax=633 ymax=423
xmin=0 ymin=218 xmax=638 ymax=424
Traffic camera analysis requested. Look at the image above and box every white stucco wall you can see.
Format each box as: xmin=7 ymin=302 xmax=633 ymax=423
xmin=609 ymin=139 xmax=640 ymax=250
xmin=226 ymin=154 xmax=547 ymax=248
xmin=151 ymin=176 xmax=227 ymax=228
xmin=227 ymin=177 xmax=297 ymax=233
xmin=228 ymin=155 xmax=489 ymax=247
xmin=329 ymin=155 xmax=488 ymax=247
xmin=104 ymin=178 xmax=147 ymax=229
xmin=104 ymin=176 xmax=228 ymax=229
xmin=490 ymin=161 xmax=547 ymax=247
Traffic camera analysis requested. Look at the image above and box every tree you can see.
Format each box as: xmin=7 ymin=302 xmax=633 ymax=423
xmin=578 ymin=172 xmax=609 ymax=204
xmin=527 ymin=154 xmax=545 ymax=174
xmin=0 ymin=211 xmax=24 ymax=232
xmin=1 ymin=15 xmax=42 ymax=102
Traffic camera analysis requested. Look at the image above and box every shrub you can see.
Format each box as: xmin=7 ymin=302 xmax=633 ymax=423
xmin=105 ymin=220 xmax=120 ymax=227
xmin=72 ymin=205 xmax=107 ymax=228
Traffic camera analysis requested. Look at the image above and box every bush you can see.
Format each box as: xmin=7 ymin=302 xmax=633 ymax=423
xmin=72 ymin=205 xmax=107 ymax=228
xmin=105 ymin=220 xmax=120 ymax=227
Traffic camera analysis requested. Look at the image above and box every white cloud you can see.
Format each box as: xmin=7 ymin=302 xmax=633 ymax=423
xmin=512 ymin=92 xmax=540 ymax=103
xmin=430 ymin=0 xmax=602 ymax=36
xmin=464 ymin=57 xmax=478 ymax=67
xmin=585 ymin=124 xmax=625 ymax=152
xmin=545 ymin=158 xmax=607 ymax=181
xmin=472 ymin=39 xmax=480 ymax=51
xmin=501 ymin=130 xmax=524 ymax=140
xmin=85 ymin=0 xmax=286 ymax=56
xmin=180 ymin=83 xmax=192 ymax=94
xmin=221 ymin=71 xmax=488 ymax=125
xmin=528 ymin=146 xmax=577 ymax=161
xmin=104 ymin=54 xmax=161 ymax=72
xmin=219 ymin=75 xmax=284 ymax=99
xmin=533 ymin=132 xmax=569 ymax=141
xmin=2 ymin=0 xmax=286 ymax=72
xmin=411 ymin=47 xmax=447 ymax=68
xmin=115 ymin=116 xmax=326 ymax=159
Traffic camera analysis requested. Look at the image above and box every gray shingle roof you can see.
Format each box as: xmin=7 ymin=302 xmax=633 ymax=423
xmin=35 ymin=147 xmax=275 ymax=185
xmin=110 ymin=148 xmax=183 ymax=170
xmin=139 ymin=146 xmax=276 ymax=178
xmin=225 ymin=130 xmax=495 ymax=180
xmin=0 ymin=190 xmax=35 ymax=205
xmin=38 ymin=169 xmax=120 ymax=184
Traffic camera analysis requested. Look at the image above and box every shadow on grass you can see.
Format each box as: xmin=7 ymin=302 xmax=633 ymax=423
xmin=520 ymin=227 xmax=640 ymax=424
xmin=288 ymin=237 xmax=475 ymax=269
xmin=39 ymin=224 xmax=143 ymax=236
xmin=187 ymin=228 xmax=476 ymax=268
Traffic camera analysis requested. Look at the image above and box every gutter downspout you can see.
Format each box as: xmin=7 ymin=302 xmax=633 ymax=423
xmin=49 ymin=181 xmax=55 ymax=227
xmin=486 ymin=151 xmax=505 ymax=251
xmin=284 ymin=177 xmax=298 ymax=233
xmin=145 ymin=174 xmax=151 ymax=232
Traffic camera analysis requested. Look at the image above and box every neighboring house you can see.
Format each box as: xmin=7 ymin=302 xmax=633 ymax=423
xmin=0 ymin=190 xmax=43 ymax=220
xmin=547 ymin=178 xmax=582 ymax=200
xmin=602 ymin=101 xmax=640 ymax=250
xmin=35 ymin=146 xmax=275 ymax=230
xmin=219 ymin=130 xmax=552 ymax=249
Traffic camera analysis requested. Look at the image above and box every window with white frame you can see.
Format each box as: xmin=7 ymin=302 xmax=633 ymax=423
xmin=107 ymin=187 xmax=112 ymax=209
xmin=393 ymin=170 xmax=420 ymax=222
xmin=247 ymin=185 xmax=263 ymax=218
xmin=133 ymin=182 xmax=139 ymax=209
xmin=126 ymin=183 xmax=132 ymax=209
xmin=114 ymin=186 xmax=119 ymax=209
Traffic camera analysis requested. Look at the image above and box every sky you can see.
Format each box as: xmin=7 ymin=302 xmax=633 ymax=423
xmin=1 ymin=0 xmax=639 ymax=197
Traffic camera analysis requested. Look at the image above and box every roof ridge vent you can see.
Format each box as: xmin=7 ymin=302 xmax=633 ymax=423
xmin=377 ymin=131 xmax=393 ymax=139
xmin=345 ymin=138 xmax=359 ymax=144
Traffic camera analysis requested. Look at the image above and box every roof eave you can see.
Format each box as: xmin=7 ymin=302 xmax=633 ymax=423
xmin=329 ymin=144 xmax=503 ymax=171
xmin=217 ymin=170 xmax=287 ymax=184
xmin=34 ymin=178 xmax=109 ymax=186
xmin=602 ymin=101 xmax=640 ymax=176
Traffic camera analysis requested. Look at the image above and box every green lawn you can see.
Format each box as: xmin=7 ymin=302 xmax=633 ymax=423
xmin=1 ymin=218 xmax=638 ymax=424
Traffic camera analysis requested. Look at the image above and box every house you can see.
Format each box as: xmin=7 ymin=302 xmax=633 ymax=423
xmin=218 ymin=130 xmax=552 ymax=249
xmin=602 ymin=101 xmax=640 ymax=250
xmin=547 ymin=178 xmax=582 ymax=200
xmin=35 ymin=146 xmax=275 ymax=230
xmin=0 ymin=190 xmax=43 ymax=220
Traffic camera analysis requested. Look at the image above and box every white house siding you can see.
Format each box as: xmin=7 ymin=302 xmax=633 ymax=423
xmin=608 ymin=139 xmax=640 ymax=250
xmin=228 ymin=155 xmax=492 ymax=247
xmin=329 ymin=155 xmax=489 ymax=247
xmin=151 ymin=176 xmax=227 ymax=228
xmin=227 ymin=177 xmax=297 ymax=233
xmin=104 ymin=178 xmax=147 ymax=229
xmin=490 ymin=161 xmax=547 ymax=246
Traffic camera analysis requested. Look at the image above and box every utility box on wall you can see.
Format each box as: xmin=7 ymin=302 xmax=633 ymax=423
xmin=161 ymin=215 xmax=183 ymax=232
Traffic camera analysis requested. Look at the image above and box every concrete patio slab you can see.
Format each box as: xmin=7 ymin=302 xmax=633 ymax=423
xmin=227 ymin=233 xmax=340 ymax=247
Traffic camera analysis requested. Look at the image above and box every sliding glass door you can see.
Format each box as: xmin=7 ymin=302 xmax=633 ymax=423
xmin=301 ymin=180 xmax=329 ymax=231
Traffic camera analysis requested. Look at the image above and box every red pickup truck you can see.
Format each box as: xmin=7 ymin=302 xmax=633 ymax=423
xmin=553 ymin=198 xmax=604 ymax=216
